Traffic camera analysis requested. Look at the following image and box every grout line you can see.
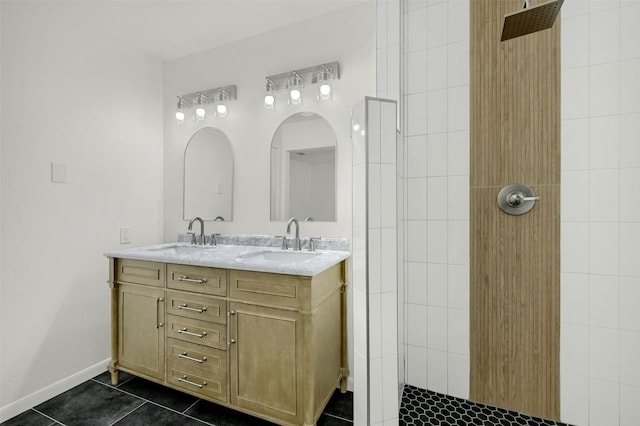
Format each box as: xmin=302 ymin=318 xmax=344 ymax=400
xmin=31 ymin=408 xmax=65 ymax=425
xmin=323 ymin=412 xmax=354 ymax=423
xmin=90 ymin=375 xmax=135 ymax=390
xmin=94 ymin=383 xmax=213 ymax=426
xmin=183 ymin=398 xmax=201 ymax=414
xmin=109 ymin=401 xmax=148 ymax=426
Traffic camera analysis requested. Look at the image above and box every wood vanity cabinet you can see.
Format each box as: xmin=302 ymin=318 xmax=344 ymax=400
xmin=108 ymin=256 xmax=347 ymax=426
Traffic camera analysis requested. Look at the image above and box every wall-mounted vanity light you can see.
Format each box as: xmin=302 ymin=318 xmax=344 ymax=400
xmin=287 ymin=71 xmax=303 ymax=107
xmin=215 ymin=89 xmax=231 ymax=119
xmin=174 ymin=85 xmax=237 ymax=124
xmin=175 ymin=96 xmax=188 ymax=124
xmin=264 ymin=61 xmax=339 ymax=111
xmin=194 ymin=93 xmax=208 ymax=122
xmin=317 ymin=65 xmax=333 ymax=102
xmin=264 ymin=78 xmax=277 ymax=111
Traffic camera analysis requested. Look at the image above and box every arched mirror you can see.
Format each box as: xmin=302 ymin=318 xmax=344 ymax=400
xmin=270 ymin=112 xmax=337 ymax=222
xmin=183 ymin=127 xmax=233 ymax=221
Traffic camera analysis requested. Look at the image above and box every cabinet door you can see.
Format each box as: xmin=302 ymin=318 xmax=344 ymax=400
xmin=118 ymin=284 xmax=165 ymax=381
xmin=229 ymin=302 xmax=303 ymax=424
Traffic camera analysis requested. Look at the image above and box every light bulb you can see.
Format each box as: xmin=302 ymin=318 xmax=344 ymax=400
xmin=193 ymin=93 xmax=207 ymax=122
xmin=216 ymin=103 xmax=228 ymax=118
xmin=264 ymin=79 xmax=277 ymax=111
xmin=265 ymin=94 xmax=275 ymax=107
xmin=287 ymin=73 xmax=303 ymax=107
xmin=175 ymin=96 xmax=186 ymax=124
xmin=320 ymin=83 xmax=331 ymax=97
xmin=289 ymin=88 xmax=302 ymax=106
xmin=317 ymin=68 xmax=333 ymax=102
xmin=196 ymin=106 xmax=206 ymax=119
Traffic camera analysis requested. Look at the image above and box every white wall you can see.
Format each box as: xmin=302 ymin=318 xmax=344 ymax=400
xmin=163 ymin=4 xmax=375 ymax=241
xmin=0 ymin=2 xmax=164 ymax=420
xmin=398 ymin=0 xmax=471 ymax=400
xmin=560 ymin=1 xmax=640 ymax=425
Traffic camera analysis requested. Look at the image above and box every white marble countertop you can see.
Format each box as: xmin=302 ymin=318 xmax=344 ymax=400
xmin=105 ymin=242 xmax=350 ymax=277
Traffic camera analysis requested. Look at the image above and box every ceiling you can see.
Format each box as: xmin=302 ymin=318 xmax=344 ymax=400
xmin=96 ymin=0 xmax=372 ymax=62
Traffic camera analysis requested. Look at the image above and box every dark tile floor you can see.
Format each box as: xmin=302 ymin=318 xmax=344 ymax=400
xmin=1 ymin=371 xmax=353 ymax=426
xmin=2 ymin=376 xmax=580 ymax=426
xmin=400 ymin=385 xmax=574 ymax=426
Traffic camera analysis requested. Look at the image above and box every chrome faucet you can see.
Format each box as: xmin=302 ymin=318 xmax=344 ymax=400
xmin=187 ymin=217 xmax=205 ymax=245
xmin=286 ymin=217 xmax=301 ymax=251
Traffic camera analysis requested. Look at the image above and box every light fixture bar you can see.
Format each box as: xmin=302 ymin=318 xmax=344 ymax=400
xmin=178 ymin=84 xmax=237 ymax=105
xmin=266 ymin=61 xmax=340 ymax=86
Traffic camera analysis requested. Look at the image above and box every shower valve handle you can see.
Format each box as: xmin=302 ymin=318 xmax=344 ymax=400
xmin=507 ymin=192 xmax=540 ymax=207
xmin=498 ymin=184 xmax=540 ymax=216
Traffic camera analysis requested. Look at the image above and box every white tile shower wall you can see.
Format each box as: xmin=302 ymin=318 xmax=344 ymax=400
xmin=368 ymin=98 xmax=400 ymax=425
xmin=352 ymin=100 xmax=368 ymax=426
xmin=377 ymin=0 xmax=401 ymax=102
xmin=352 ymin=98 xmax=400 ymax=426
xmin=377 ymin=0 xmax=406 ymax=411
xmin=399 ymin=0 xmax=470 ymax=401
xmin=560 ymin=1 xmax=640 ymax=425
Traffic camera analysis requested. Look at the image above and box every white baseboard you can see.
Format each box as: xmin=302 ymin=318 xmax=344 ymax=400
xmin=0 ymin=358 xmax=110 ymax=423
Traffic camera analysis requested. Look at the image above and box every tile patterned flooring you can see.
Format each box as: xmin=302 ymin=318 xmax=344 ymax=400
xmin=1 ymin=372 xmax=353 ymax=426
xmin=399 ymin=385 xmax=574 ymax=426
xmin=2 ymin=377 xmax=578 ymax=426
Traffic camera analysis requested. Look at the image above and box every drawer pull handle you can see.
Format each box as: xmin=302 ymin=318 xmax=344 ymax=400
xmin=178 ymin=352 xmax=207 ymax=363
xmin=178 ymin=276 xmax=208 ymax=284
xmin=178 ymin=304 xmax=207 ymax=313
xmin=178 ymin=375 xmax=206 ymax=389
xmin=178 ymin=328 xmax=207 ymax=338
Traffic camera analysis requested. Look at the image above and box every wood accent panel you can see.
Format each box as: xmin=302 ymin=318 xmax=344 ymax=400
xmin=470 ymin=0 xmax=561 ymax=420
xmin=470 ymin=0 xmax=560 ymax=187
xmin=470 ymin=185 xmax=560 ymax=417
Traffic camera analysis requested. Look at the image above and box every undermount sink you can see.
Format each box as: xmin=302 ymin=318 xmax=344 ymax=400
xmin=236 ymin=250 xmax=321 ymax=263
xmin=144 ymin=244 xmax=217 ymax=256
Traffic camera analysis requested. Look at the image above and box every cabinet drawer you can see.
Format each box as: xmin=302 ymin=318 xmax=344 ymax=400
xmin=167 ymin=363 xmax=227 ymax=403
xmin=166 ymin=315 xmax=227 ymax=350
xmin=166 ymin=291 xmax=226 ymax=325
xmin=116 ymin=259 xmax=164 ymax=287
xmin=167 ymin=264 xmax=227 ymax=296
xmin=229 ymin=270 xmax=307 ymax=309
xmin=167 ymin=338 xmax=227 ymax=375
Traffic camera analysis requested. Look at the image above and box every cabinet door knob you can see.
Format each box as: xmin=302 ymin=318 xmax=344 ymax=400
xmin=229 ymin=310 xmax=236 ymax=316
xmin=230 ymin=339 xmax=236 ymax=344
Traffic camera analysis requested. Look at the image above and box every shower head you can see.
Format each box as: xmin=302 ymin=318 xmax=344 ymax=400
xmin=501 ymin=0 xmax=564 ymax=42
